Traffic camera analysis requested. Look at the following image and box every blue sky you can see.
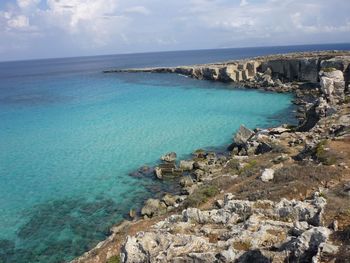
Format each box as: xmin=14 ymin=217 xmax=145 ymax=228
xmin=0 ymin=0 xmax=349 ymax=61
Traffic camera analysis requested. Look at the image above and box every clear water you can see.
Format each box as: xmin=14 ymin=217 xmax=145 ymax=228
xmin=0 ymin=43 xmax=349 ymax=263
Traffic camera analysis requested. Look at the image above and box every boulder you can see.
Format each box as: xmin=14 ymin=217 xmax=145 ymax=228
xmin=193 ymin=149 xmax=206 ymax=158
xmin=193 ymin=169 xmax=205 ymax=181
xmin=320 ymin=69 xmax=345 ymax=103
xmin=288 ymin=227 xmax=331 ymax=262
xmin=193 ymin=159 xmax=208 ymax=170
xmin=260 ymin=168 xmax=274 ymax=182
xmin=162 ymin=194 xmax=178 ymax=207
xmin=179 ymin=160 xmax=194 ymax=171
xmin=233 ymin=125 xmax=254 ymax=145
xmin=180 ymin=176 xmax=194 ymax=187
xmin=321 ymin=242 xmax=339 ymax=255
xmin=154 ymin=167 xmax=162 ymax=179
xmin=141 ymin=198 xmax=167 ymax=218
xmin=255 ymin=142 xmax=273 ymax=155
xmin=161 ymin=152 xmax=177 ymax=162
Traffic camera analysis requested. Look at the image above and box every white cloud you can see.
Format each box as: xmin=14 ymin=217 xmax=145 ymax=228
xmin=17 ymin=0 xmax=40 ymax=9
xmin=7 ymin=15 xmax=29 ymax=29
xmin=37 ymin=0 xmax=130 ymax=47
xmin=240 ymin=0 xmax=248 ymax=7
xmin=45 ymin=0 xmax=119 ymax=28
xmin=0 ymin=0 xmax=350 ymax=61
xmin=124 ymin=6 xmax=151 ymax=15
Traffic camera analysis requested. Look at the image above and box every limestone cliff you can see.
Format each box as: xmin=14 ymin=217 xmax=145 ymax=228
xmin=105 ymin=51 xmax=350 ymax=92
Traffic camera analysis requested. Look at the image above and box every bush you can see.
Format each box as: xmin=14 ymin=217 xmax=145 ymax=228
xmin=107 ymin=255 xmax=121 ymax=263
xmin=184 ymin=184 xmax=219 ymax=208
xmin=314 ymin=140 xmax=337 ymax=166
xmin=238 ymin=160 xmax=258 ymax=177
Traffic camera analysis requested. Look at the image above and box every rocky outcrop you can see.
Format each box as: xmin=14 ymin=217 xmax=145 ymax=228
xmin=320 ymin=69 xmax=345 ymax=104
xmin=229 ymin=125 xmax=255 ymax=154
xmin=105 ymin=51 xmax=350 ymax=94
xmin=160 ymin=152 xmax=177 ymax=162
xmin=121 ymin=193 xmax=335 ymax=263
xmin=260 ymin=58 xmax=319 ymax=82
xmin=140 ymin=198 xmax=167 ymax=218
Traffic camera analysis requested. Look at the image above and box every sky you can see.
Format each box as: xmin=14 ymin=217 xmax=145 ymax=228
xmin=0 ymin=0 xmax=349 ymax=61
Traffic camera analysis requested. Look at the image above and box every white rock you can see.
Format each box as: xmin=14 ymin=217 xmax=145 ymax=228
xmin=321 ymin=242 xmax=339 ymax=255
xmin=261 ymin=168 xmax=275 ymax=182
xmin=154 ymin=167 xmax=162 ymax=179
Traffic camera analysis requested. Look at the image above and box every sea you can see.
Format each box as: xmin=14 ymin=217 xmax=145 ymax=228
xmin=0 ymin=43 xmax=349 ymax=263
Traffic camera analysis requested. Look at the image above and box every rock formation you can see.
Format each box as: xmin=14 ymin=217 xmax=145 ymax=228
xmin=104 ymin=51 xmax=350 ymax=94
xmin=121 ymin=193 xmax=335 ymax=263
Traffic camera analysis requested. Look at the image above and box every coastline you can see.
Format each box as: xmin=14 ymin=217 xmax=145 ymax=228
xmin=73 ymin=51 xmax=350 ymax=263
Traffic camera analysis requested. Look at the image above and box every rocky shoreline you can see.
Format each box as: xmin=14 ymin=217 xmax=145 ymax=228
xmin=73 ymin=51 xmax=350 ymax=263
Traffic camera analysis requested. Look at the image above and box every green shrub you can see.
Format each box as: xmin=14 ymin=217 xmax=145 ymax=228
xmin=184 ymin=184 xmax=219 ymax=208
xmin=315 ymin=140 xmax=337 ymax=165
xmin=238 ymin=159 xmax=258 ymax=177
xmin=107 ymin=255 xmax=121 ymax=263
xmin=226 ymin=159 xmax=240 ymax=171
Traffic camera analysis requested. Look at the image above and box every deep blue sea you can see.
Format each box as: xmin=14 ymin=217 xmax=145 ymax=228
xmin=0 ymin=43 xmax=349 ymax=263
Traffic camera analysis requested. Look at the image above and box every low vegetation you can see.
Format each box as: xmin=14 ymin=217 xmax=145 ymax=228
xmin=184 ymin=184 xmax=219 ymax=208
xmin=314 ymin=140 xmax=337 ymax=165
xmin=107 ymin=255 xmax=121 ymax=263
xmin=238 ymin=159 xmax=258 ymax=177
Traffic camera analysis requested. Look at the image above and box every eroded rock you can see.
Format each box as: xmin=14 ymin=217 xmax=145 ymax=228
xmin=121 ymin=195 xmax=329 ymax=263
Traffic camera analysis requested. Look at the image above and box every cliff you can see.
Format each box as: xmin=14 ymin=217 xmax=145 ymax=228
xmin=104 ymin=51 xmax=350 ymax=89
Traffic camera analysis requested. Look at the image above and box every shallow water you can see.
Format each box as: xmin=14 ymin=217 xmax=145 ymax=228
xmin=1 ymin=43 xmax=349 ymax=262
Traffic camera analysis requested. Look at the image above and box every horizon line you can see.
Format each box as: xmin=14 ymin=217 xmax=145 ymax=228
xmin=1 ymin=41 xmax=350 ymax=64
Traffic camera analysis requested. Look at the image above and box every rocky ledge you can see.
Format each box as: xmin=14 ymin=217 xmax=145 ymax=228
xmin=73 ymin=52 xmax=350 ymax=263
xmin=122 ymin=193 xmax=334 ymax=263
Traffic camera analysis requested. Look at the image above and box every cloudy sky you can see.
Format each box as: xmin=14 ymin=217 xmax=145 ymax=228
xmin=0 ymin=0 xmax=349 ymax=61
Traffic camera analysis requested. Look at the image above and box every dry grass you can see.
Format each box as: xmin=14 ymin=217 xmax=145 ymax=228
xmin=233 ymin=241 xmax=252 ymax=251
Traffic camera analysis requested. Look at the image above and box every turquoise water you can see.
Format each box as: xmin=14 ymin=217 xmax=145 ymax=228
xmin=8 ymin=44 xmax=350 ymax=262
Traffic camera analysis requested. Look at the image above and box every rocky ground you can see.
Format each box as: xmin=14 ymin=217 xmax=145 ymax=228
xmin=73 ymin=51 xmax=350 ymax=263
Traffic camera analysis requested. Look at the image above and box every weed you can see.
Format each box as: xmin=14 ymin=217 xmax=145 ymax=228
xmin=238 ymin=159 xmax=258 ymax=177
xmin=184 ymin=184 xmax=219 ymax=208
xmin=314 ymin=140 xmax=337 ymax=165
xmin=233 ymin=240 xmax=252 ymax=251
xmin=107 ymin=255 xmax=121 ymax=263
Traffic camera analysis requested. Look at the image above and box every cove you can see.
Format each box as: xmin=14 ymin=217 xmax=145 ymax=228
xmin=0 ymin=55 xmax=297 ymax=263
